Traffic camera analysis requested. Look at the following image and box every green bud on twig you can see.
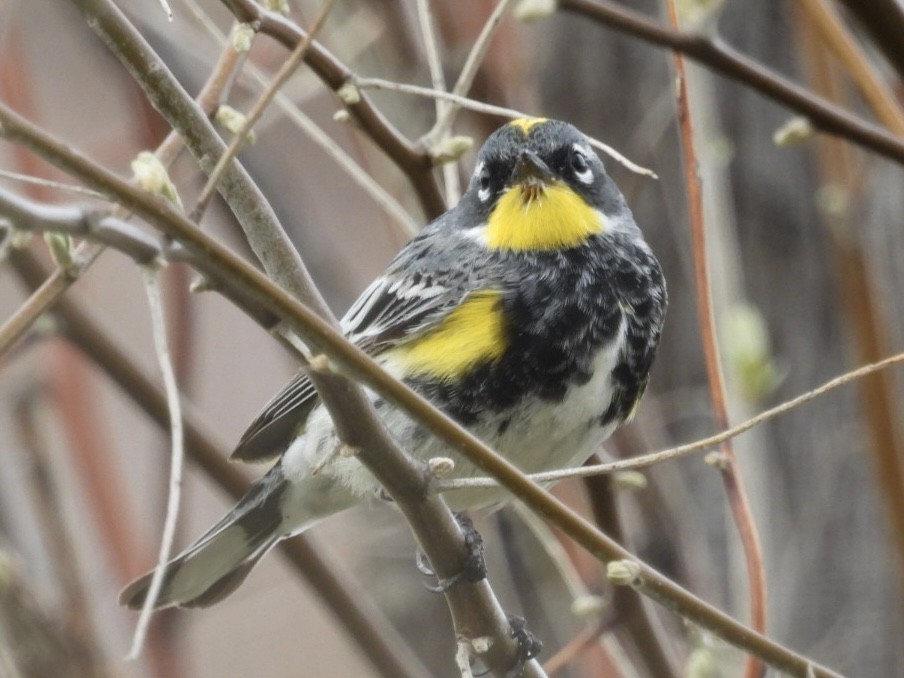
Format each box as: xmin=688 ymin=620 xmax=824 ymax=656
xmin=515 ymin=0 xmax=557 ymax=22
xmin=606 ymin=559 xmax=641 ymax=586
xmin=131 ymin=151 xmax=183 ymax=210
xmin=570 ymin=594 xmax=605 ymax=619
xmin=431 ymin=136 xmax=474 ymax=165
xmin=773 ymin=116 xmax=814 ymax=147
xmin=216 ymin=105 xmax=257 ymax=145
xmin=44 ymin=232 xmax=74 ymax=271
xmin=231 ymin=23 xmax=255 ymax=53
xmin=337 ymin=82 xmax=361 ymax=105
xmin=612 ymin=470 xmax=648 ymax=491
xmin=262 ymin=0 xmax=289 ymax=15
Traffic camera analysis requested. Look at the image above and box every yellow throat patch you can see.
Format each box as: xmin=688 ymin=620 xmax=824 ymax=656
xmin=386 ymin=291 xmax=507 ymax=381
xmin=486 ymin=183 xmax=604 ymax=251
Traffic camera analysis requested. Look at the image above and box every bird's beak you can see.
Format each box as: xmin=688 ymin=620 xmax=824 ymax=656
xmin=513 ymin=150 xmax=553 ymax=203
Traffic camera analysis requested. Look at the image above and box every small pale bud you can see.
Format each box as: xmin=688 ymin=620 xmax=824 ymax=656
xmin=216 ymin=105 xmax=257 ymax=144
xmin=773 ymin=116 xmax=814 ymax=147
xmin=431 ymin=136 xmax=474 ymax=165
xmin=44 ymin=232 xmax=74 ymax=270
xmin=427 ymin=457 xmax=455 ymax=477
xmin=612 ymin=470 xmax=648 ymax=491
xmin=10 ymin=230 xmax=33 ymax=249
xmin=262 ymin=0 xmax=289 ymax=14
xmin=337 ymin=82 xmax=361 ymax=105
xmin=189 ymin=275 xmax=214 ymax=293
xmin=606 ymin=559 xmax=641 ymax=586
xmin=231 ymin=23 xmax=255 ymax=52
xmin=131 ymin=151 xmax=182 ymax=210
xmin=685 ymin=647 xmax=719 ymax=678
xmin=308 ymin=354 xmax=332 ymax=374
xmin=815 ymin=183 xmax=850 ymax=218
xmin=704 ymin=451 xmax=730 ymax=470
xmin=570 ymin=594 xmax=605 ymax=619
xmin=471 ymin=636 xmax=493 ymax=654
xmin=723 ymin=303 xmax=779 ymax=404
xmin=339 ymin=444 xmax=359 ymax=458
xmin=515 ymin=0 xmax=557 ymax=21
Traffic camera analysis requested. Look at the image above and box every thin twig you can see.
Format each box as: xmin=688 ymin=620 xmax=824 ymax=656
xmin=0 ymin=169 xmax=108 ymax=199
xmin=559 ymin=0 xmax=904 ymax=166
xmin=835 ymin=0 xmax=904 ymax=82
xmin=415 ymin=0 xmax=459 ymax=203
xmin=218 ymin=0 xmax=446 ymax=217
xmin=8 ymin=249 xmax=433 ymax=678
xmin=356 ymin=78 xmax=658 ymax=178
xmin=438 ymin=350 xmax=904 ymax=489
xmin=427 ymin=0 xmax=516 ymax=144
xmin=662 ymin=7 xmax=766 ymax=673
xmin=127 ymin=267 xmax=185 ymax=659
xmin=190 ymin=0 xmax=337 ymax=222
xmin=15 ymin=393 xmax=108 ymax=677
xmin=181 ymin=1 xmax=417 ymax=235
xmin=794 ymin=0 xmax=904 ymax=136
xmin=0 ymin=9 xmax=247 ymax=371
xmin=793 ymin=16 xmax=904 ymax=603
xmin=542 ymin=623 xmax=604 ymax=676
xmin=73 ymin=0 xmax=325 ymax=309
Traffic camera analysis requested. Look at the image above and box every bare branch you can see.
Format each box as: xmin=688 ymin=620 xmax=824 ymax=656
xmin=127 ymin=267 xmax=186 ymax=659
xmin=415 ymin=0 xmax=459 ymax=203
xmin=191 ymin=0 xmax=338 ymax=221
xmin=356 ymin=78 xmax=658 ymax=178
xmin=559 ymin=0 xmax=904 ymax=166
xmin=7 ymin=249 xmax=433 ymax=678
xmin=427 ymin=0 xmax=516 ymax=144
xmin=218 ymin=0 xmax=446 ymax=217
xmin=439 ymin=350 xmax=904 ymax=488
xmin=664 ymin=2 xmax=766 ymax=676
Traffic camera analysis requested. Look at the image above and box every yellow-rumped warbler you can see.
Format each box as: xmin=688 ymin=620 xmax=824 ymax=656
xmin=121 ymin=118 xmax=667 ymax=609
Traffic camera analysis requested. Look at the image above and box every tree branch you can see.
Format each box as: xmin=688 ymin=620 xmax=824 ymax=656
xmin=7 ymin=248 xmax=432 ymax=678
xmin=217 ymin=0 xmax=446 ymax=218
xmin=559 ymin=0 xmax=904 ymax=166
xmin=835 ymin=0 xmax=904 ymax=82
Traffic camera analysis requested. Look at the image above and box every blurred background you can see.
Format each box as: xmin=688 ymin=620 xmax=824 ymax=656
xmin=1 ymin=0 xmax=903 ymax=675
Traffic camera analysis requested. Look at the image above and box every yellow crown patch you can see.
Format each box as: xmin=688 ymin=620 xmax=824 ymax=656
xmin=508 ymin=117 xmax=548 ymax=133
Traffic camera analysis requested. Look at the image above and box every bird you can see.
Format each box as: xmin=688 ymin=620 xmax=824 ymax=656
xmin=120 ymin=118 xmax=667 ymax=610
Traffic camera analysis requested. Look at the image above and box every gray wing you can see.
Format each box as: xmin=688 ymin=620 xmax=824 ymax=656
xmin=231 ymin=268 xmax=472 ymax=462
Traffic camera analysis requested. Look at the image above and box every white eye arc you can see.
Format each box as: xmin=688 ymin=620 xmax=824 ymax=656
xmin=571 ymin=143 xmax=594 ymax=185
xmin=475 ymin=161 xmax=493 ymax=202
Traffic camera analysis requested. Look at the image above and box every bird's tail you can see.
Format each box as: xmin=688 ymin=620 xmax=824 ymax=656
xmin=120 ymin=468 xmax=295 ymax=610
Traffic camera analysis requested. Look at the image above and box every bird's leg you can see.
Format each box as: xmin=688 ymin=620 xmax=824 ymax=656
xmin=504 ymin=614 xmax=543 ymax=676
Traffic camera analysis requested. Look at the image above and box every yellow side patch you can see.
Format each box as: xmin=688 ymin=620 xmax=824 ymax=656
xmin=486 ymin=183 xmax=604 ymax=251
xmin=387 ymin=291 xmax=507 ymax=381
xmin=508 ymin=117 xmax=548 ymax=133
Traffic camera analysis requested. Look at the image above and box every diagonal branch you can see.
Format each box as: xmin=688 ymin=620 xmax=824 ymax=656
xmin=558 ymin=0 xmax=904 ymax=166
xmin=217 ymin=0 xmax=446 ymax=217
xmin=664 ymin=3 xmax=766 ymax=676
xmin=6 ymin=248 xmax=432 ymax=678
xmin=835 ymin=0 xmax=904 ymax=82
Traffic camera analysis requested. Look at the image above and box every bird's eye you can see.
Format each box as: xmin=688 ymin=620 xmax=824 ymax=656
xmin=571 ymin=151 xmax=593 ymax=184
xmin=477 ymin=166 xmax=492 ymax=202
